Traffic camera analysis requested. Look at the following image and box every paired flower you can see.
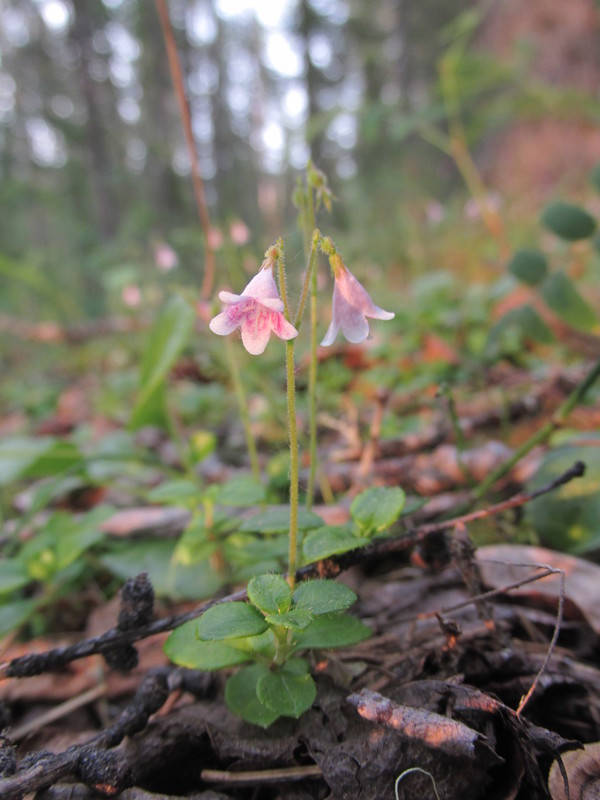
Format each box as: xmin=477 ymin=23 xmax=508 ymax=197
xmin=209 ymin=244 xmax=394 ymax=355
xmin=209 ymin=263 xmax=298 ymax=355
xmin=320 ymin=253 xmax=394 ymax=346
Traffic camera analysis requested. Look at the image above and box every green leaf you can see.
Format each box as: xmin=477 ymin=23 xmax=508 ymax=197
xmin=293 ymin=580 xmax=357 ymax=615
xmin=225 ymin=664 xmax=281 ymax=727
xmin=541 ymin=201 xmax=597 ymax=241
xmin=211 ymin=476 xmax=267 ymax=507
xmin=164 ymin=620 xmax=251 ymax=670
xmin=540 ymin=271 xmax=598 ymax=332
xmin=239 ymin=507 xmax=324 ymax=534
xmin=0 ymin=437 xmax=80 ymax=486
xmin=488 ymin=305 xmax=555 ymax=353
xmin=197 ymin=602 xmax=268 ymax=641
xmin=264 ymin=608 xmax=313 ymax=631
xmin=0 ymin=598 xmax=38 ymax=638
xmin=147 ymin=480 xmax=200 ymax=505
xmin=303 ymin=526 xmax=366 ymax=562
xmin=526 ymin=437 xmax=600 ymax=553
xmin=508 ymin=249 xmax=548 ymax=286
xmin=188 ymin=430 xmax=217 ymax=464
xmin=257 ymin=661 xmax=316 ymax=718
xmin=591 ymin=162 xmax=600 ymax=194
xmin=21 ymin=507 xmax=111 ymax=582
xmin=130 ymin=295 xmax=195 ymax=429
xmin=350 ymin=487 xmax=406 ymax=535
xmin=101 ymin=540 xmax=221 ymax=600
xmin=294 ymin=613 xmax=371 ymax=650
xmin=0 ymin=559 xmax=31 ymax=595
xmin=247 ymin=574 xmax=292 ymax=615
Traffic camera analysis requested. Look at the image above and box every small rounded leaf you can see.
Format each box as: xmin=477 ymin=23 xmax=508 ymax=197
xmin=293 ymin=580 xmax=357 ymax=615
xmin=540 ymin=271 xmax=598 ymax=332
xmin=507 ymin=249 xmax=548 ymax=286
xmin=257 ymin=663 xmax=316 ymax=718
xmin=303 ymin=526 xmax=366 ymax=562
xmin=541 ymin=201 xmax=597 ymax=241
xmin=164 ymin=621 xmax=251 ymax=670
xmin=350 ymin=487 xmax=406 ymax=535
xmin=225 ymin=664 xmax=280 ymax=727
xmin=264 ymin=608 xmax=313 ymax=631
xmin=294 ymin=613 xmax=371 ymax=650
xmin=197 ymin=602 xmax=268 ymax=641
xmin=248 ymin=574 xmax=292 ymax=616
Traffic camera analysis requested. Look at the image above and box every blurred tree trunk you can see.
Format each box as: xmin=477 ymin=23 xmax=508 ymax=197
xmin=69 ymin=0 xmax=119 ymax=241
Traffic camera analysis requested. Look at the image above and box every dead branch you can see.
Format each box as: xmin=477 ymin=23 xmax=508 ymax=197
xmin=0 ymin=460 xmax=584 ymax=682
xmin=0 ymin=668 xmax=213 ymax=800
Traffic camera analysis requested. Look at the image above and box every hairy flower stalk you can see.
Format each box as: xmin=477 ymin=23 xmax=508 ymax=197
xmin=276 ymin=246 xmax=300 ymax=591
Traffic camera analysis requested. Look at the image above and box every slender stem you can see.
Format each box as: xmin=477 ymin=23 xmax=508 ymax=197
xmin=306 ymin=288 xmax=318 ymax=510
xmin=225 ymin=337 xmax=260 ymax=481
xmin=277 ymin=248 xmax=299 ymax=590
xmin=305 ymin=183 xmax=319 ymax=511
xmin=472 ymin=358 xmax=600 ymax=503
xmin=285 ymin=339 xmax=299 ymax=590
xmin=155 ymin=0 xmax=216 ymax=298
xmin=275 ymin=238 xmax=291 ymax=321
xmin=294 ymin=230 xmax=320 ymax=330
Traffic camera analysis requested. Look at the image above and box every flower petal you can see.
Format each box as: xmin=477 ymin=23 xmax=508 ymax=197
xmin=209 ymin=308 xmax=241 ymax=336
xmin=335 ymin=267 xmax=394 ymax=320
xmin=271 ymin=312 xmax=298 ymax=341
xmin=340 ymin=305 xmax=369 ymax=343
xmin=218 ymin=290 xmax=244 ymax=305
xmin=260 ymin=296 xmax=285 ymax=312
xmin=239 ymin=304 xmax=273 ymax=355
xmin=242 ymin=266 xmax=280 ymax=301
xmin=320 ymin=319 xmax=339 ymax=347
xmin=369 ymin=305 xmax=395 ymax=321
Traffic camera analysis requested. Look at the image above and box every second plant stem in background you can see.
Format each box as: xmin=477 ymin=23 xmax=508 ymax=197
xmin=277 ymin=246 xmax=299 ymax=590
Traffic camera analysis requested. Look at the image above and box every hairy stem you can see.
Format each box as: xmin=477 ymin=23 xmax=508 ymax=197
xmin=285 ymin=339 xmax=300 ymax=591
xmin=277 ymin=247 xmax=300 ymax=590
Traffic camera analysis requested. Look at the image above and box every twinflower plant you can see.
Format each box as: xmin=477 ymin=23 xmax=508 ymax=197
xmin=165 ymin=173 xmax=396 ymax=726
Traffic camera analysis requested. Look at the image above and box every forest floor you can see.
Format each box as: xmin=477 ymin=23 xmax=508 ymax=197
xmin=1 ymin=357 xmax=600 ymax=800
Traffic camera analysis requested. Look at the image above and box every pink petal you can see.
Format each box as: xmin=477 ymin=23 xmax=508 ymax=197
xmin=260 ymin=297 xmax=285 ymax=312
xmin=335 ymin=267 xmax=394 ymax=320
xmin=340 ymin=304 xmax=370 ymax=343
xmin=369 ymin=305 xmax=395 ymax=321
xmin=218 ymin=290 xmax=244 ymax=305
xmin=271 ymin=312 xmax=298 ymax=342
xmin=209 ymin=308 xmax=241 ymax=336
xmin=241 ymin=266 xmax=280 ymax=302
xmin=240 ymin=305 xmax=273 ymax=355
xmin=320 ymin=319 xmax=339 ymax=347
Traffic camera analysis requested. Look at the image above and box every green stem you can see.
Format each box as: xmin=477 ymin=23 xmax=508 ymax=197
xmin=304 ymin=183 xmax=318 ymax=511
xmin=225 ymin=337 xmax=260 ymax=482
xmin=285 ymin=338 xmax=299 ymax=591
xmin=294 ymin=230 xmax=320 ymax=330
xmin=277 ymin=248 xmax=300 ymax=590
xmin=472 ymin=358 xmax=600 ymax=503
xmin=306 ymin=287 xmax=318 ymax=510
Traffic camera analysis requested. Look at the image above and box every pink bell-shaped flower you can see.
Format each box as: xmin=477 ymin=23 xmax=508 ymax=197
xmin=321 ymin=256 xmax=394 ymax=346
xmin=209 ymin=265 xmax=298 ymax=355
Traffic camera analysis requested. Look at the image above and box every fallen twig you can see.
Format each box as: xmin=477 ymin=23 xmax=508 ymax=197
xmin=0 ymin=460 xmax=584 ymax=681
